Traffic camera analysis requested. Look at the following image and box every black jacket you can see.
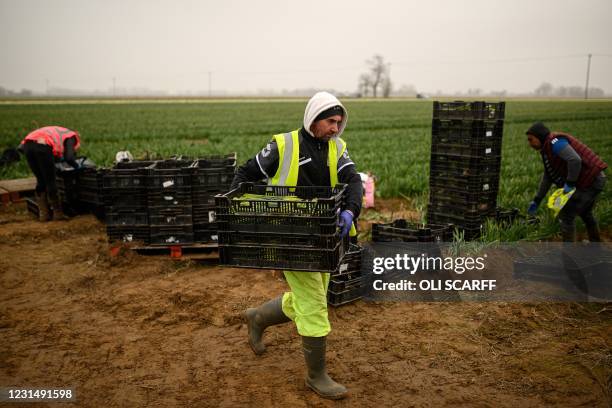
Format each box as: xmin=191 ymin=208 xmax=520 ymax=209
xmin=231 ymin=128 xmax=363 ymax=218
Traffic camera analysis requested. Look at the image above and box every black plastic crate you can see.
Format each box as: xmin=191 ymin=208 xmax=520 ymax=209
xmin=194 ymin=222 xmax=219 ymax=243
xmin=192 ymin=170 xmax=235 ymax=188
xmin=149 ymin=213 xmax=193 ymax=226
xmin=150 ymin=224 xmax=194 ymax=245
xmin=107 ymin=225 xmax=150 ymax=243
xmin=193 ymin=188 xmax=222 ymax=206
xmin=102 ymin=161 xmax=153 ymax=189
xmin=429 ymin=173 xmax=500 ymax=193
xmin=77 ymin=189 xmax=102 ymax=206
xmin=493 ymin=207 xmax=520 ymax=224
xmin=105 ymin=210 xmax=148 ymax=226
xmin=218 ymin=230 xmax=342 ymax=249
xmin=429 ymin=185 xmax=498 ymax=203
xmin=433 ymin=101 xmax=505 ymax=120
xmin=430 ymin=152 xmax=501 ymax=169
xmin=335 ymin=244 xmax=363 ymax=272
xmin=215 ymin=183 xmax=345 ymax=235
xmin=193 ymin=204 xmax=217 ymax=224
xmin=216 ymin=182 xmax=346 ymax=217
xmin=430 ymin=155 xmax=501 ymax=178
xmin=427 ymin=210 xmax=484 ymax=227
xmin=426 ymin=213 xmax=483 ymax=240
xmin=327 ymin=281 xmax=366 ymax=307
xmin=147 ymin=159 xmax=195 ymax=190
xmin=191 ymin=156 xmax=236 ymax=187
xmin=216 ymin=215 xmax=338 ymax=235
xmin=429 ymin=196 xmax=497 ymax=214
xmin=219 ymin=241 xmax=344 ymax=272
xmin=329 ymin=274 xmax=365 ymax=294
xmin=55 ymin=170 xmax=79 ymax=203
xmin=372 ymin=220 xmax=454 ymax=243
xmin=190 ymin=153 xmax=237 ymax=168
xmin=148 ymin=204 xmax=192 ymax=216
xmin=103 ymin=188 xmax=148 ymax=209
xmin=77 ymin=168 xmax=103 ymax=189
xmin=432 ymin=119 xmax=504 ymax=146
xmin=428 ymin=201 xmax=496 ymax=218
xmin=431 ymin=140 xmax=502 ymax=158
xmin=147 ymin=188 xmax=192 ymax=207
xmin=331 ymin=244 xmax=363 ymax=285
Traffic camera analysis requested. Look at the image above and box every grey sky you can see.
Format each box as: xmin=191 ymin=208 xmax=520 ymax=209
xmin=1 ymin=0 xmax=611 ymax=95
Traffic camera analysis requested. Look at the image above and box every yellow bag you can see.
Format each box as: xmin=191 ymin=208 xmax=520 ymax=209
xmin=547 ymin=188 xmax=575 ymax=217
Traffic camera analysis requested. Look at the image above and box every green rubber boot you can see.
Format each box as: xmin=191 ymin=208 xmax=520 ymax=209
xmin=245 ymin=296 xmax=290 ymax=355
xmin=48 ymin=194 xmax=69 ymax=221
xmin=302 ymin=336 xmax=348 ymax=400
xmin=36 ymin=192 xmax=50 ymax=222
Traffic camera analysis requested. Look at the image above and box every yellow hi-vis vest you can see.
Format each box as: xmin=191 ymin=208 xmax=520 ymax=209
xmin=269 ymin=129 xmax=357 ymax=237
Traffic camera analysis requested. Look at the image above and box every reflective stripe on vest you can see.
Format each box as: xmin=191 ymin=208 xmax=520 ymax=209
xmin=269 ymin=130 xmax=356 ymax=237
xmin=270 ymin=130 xmax=300 ymax=186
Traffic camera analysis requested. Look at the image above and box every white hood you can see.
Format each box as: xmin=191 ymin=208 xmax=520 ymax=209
xmin=303 ymin=91 xmax=348 ymax=138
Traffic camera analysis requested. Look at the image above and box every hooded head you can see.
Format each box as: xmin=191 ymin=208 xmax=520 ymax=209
xmin=303 ymin=91 xmax=348 ymax=140
xmin=526 ymin=121 xmax=550 ymax=150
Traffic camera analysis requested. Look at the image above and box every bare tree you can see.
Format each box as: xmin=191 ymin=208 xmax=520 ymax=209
xmin=382 ymin=77 xmax=393 ymax=98
xmin=358 ymin=73 xmax=372 ymax=97
xmin=368 ymin=55 xmax=386 ymax=97
xmin=357 ymin=54 xmax=392 ymax=98
xmin=535 ymin=82 xmax=553 ymax=97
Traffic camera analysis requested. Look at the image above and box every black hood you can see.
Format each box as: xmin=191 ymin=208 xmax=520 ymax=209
xmin=526 ymin=122 xmax=550 ymax=143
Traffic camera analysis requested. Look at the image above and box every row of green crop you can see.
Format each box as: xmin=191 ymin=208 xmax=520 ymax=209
xmin=1 ymin=99 xmax=610 ymax=241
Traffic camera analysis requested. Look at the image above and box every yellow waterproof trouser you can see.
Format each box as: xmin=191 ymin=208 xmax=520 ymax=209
xmin=281 ymin=271 xmax=331 ymax=337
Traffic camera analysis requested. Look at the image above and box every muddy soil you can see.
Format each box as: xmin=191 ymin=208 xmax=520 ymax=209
xmin=0 ymin=201 xmax=610 ymax=407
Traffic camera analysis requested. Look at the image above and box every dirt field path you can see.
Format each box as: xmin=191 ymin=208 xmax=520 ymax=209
xmin=1 ymin=203 xmax=610 ymax=407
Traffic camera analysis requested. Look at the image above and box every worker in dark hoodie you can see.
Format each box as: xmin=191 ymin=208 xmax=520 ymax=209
xmin=20 ymin=126 xmax=81 ymax=221
xmin=526 ymin=122 xmax=607 ymax=242
xmin=231 ymin=91 xmax=362 ymax=400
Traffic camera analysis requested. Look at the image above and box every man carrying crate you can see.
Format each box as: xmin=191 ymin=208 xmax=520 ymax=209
xmin=526 ymin=122 xmax=607 ymax=242
xmin=231 ymin=91 xmax=362 ymax=399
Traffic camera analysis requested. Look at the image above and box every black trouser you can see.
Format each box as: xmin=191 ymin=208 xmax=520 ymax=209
xmin=22 ymin=141 xmax=57 ymax=196
xmin=558 ymin=182 xmax=605 ymax=241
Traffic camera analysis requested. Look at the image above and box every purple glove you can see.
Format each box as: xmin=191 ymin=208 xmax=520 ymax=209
xmin=339 ymin=210 xmax=354 ymax=238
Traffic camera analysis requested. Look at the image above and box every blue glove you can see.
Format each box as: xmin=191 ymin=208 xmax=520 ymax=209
xmin=563 ymin=183 xmax=575 ymax=194
xmin=527 ymin=201 xmax=538 ymax=216
xmin=338 ymin=210 xmax=354 ymax=238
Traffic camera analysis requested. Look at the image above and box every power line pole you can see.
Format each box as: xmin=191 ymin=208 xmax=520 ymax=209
xmin=584 ymin=53 xmax=592 ymax=100
xmin=45 ymin=78 xmax=49 ymax=95
xmin=112 ymin=77 xmax=116 ymax=97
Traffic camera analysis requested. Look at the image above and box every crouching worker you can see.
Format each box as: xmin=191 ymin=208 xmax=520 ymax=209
xmin=20 ymin=126 xmax=81 ymax=221
xmin=526 ymin=122 xmax=607 ymax=242
xmin=231 ymin=92 xmax=362 ymax=399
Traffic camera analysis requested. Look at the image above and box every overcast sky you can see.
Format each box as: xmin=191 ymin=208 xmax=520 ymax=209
xmin=1 ymin=0 xmax=611 ymax=95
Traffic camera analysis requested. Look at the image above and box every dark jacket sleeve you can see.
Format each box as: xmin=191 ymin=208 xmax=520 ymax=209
xmin=533 ymin=172 xmax=552 ymax=205
xmin=338 ymin=151 xmax=362 ymax=218
xmin=230 ymin=139 xmax=280 ymax=190
xmin=63 ymin=137 xmax=78 ymax=168
xmin=557 ymin=144 xmax=582 ymax=186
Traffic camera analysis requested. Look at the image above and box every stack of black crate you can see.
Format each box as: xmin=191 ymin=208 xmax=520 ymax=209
xmin=372 ymin=219 xmax=454 ymax=243
xmin=216 ymin=182 xmax=348 ymax=272
xmin=147 ymin=160 xmax=195 ymax=245
xmin=191 ymin=153 xmax=237 ymax=243
xmin=327 ymin=244 xmax=365 ymax=307
xmin=103 ymin=161 xmax=154 ymax=243
xmin=427 ymin=101 xmax=505 ymax=240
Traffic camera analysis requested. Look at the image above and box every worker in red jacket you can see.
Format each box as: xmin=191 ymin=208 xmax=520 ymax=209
xmin=526 ymin=122 xmax=607 ymax=241
xmin=20 ymin=126 xmax=81 ymax=221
